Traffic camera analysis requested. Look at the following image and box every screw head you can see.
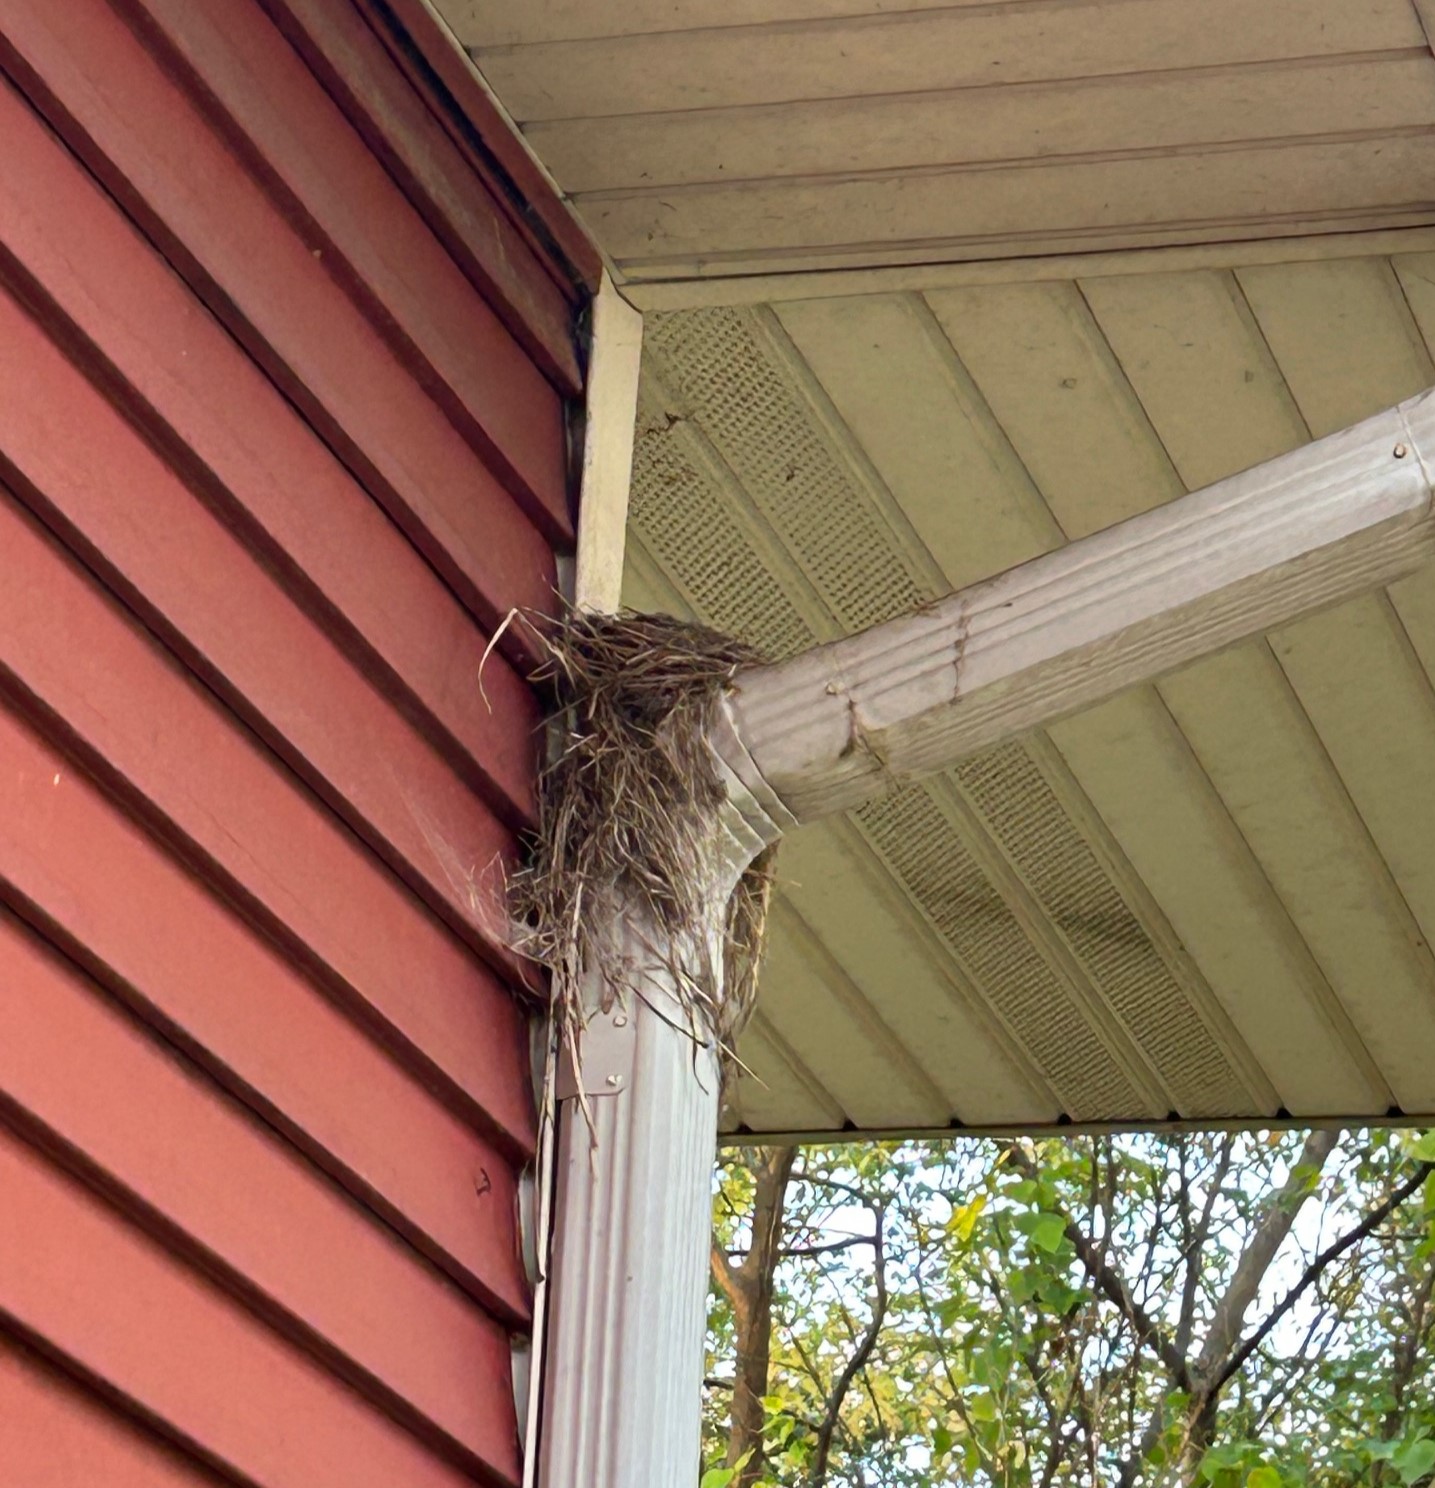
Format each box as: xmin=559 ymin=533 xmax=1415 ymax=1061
xmin=606 ymin=1074 xmax=623 ymax=1087
xmin=1395 ymin=443 xmax=1409 ymax=458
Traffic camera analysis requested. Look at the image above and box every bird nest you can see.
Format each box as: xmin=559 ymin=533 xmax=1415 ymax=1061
xmin=507 ymin=609 xmax=778 ymax=1091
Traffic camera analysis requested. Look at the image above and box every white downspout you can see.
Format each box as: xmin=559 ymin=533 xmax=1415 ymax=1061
xmin=535 ymin=768 xmax=788 ymax=1485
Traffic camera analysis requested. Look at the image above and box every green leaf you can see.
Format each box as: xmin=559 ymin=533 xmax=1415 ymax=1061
xmin=699 ymin=1470 xmax=737 ymax=1488
xmin=1198 ymin=1446 xmax=1235 ymax=1479
xmin=1246 ymin=1467 xmax=1283 ymax=1488
xmin=1393 ymin=1437 xmax=1435 ymax=1485
xmin=1030 ymin=1213 xmax=1067 ymax=1253
xmin=969 ymin=1391 xmax=998 ymax=1422
xmin=946 ymin=1194 xmax=988 ymax=1241
xmin=1413 ymin=1131 xmax=1435 ymax=1163
xmin=932 ymin=1425 xmax=954 ymax=1458
xmin=1040 ymin=1280 xmax=1083 ymax=1313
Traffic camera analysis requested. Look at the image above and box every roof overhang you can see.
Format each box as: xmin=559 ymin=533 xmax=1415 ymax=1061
xmin=433 ymin=0 xmax=1435 ymax=1140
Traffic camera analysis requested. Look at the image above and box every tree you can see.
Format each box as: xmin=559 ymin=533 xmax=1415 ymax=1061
xmin=712 ymin=1147 xmax=798 ymax=1488
xmin=703 ymin=1129 xmax=1435 ymax=1487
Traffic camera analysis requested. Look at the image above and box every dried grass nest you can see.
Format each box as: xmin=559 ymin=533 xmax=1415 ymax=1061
xmin=507 ymin=609 xmax=778 ymax=1086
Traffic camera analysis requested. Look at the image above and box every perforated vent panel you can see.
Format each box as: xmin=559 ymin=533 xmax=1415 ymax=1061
xmin=628 ymin=303 xmax=1252 ymax=1130
xmin=853 ymin=785 xmax=1139 ymax=1119
xmin=647 ymin=308 xmax=925 ymax=629
xmin=629 ymin=383 xmax=816 ymax=659
xmin=955 ymin=746 xmax=1250 ymax=1117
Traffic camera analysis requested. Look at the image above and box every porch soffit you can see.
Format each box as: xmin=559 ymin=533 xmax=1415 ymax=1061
xmin=434 ymin=0 xmax=1435 ymax=1137
xmin=436 ymin=0 xmax=1435 ymax=281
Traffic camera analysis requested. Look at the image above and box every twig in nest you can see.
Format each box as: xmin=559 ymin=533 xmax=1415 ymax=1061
xmin=507 ymin=609 xmax=779 ymax=1120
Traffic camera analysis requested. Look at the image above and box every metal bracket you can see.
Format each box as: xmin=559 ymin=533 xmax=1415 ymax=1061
xmin=555 ymin=1004 xmax=639 ymax=1101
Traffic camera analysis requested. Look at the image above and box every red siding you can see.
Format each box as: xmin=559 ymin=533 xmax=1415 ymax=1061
xmin=0 ymin=1 xmax=581 ymax=1482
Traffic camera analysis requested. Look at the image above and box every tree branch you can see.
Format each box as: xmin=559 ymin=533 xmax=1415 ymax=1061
xmin=1003 ymin=1142 xmax=1192 ymax=1390
xmin=1178 ymin=1136 xmax=1236 ymax=1357
xmin=1196 ymin=1130 xmax=1340 ymax=1379
xmin=711 ymin=1241 xmax=743 ymax=1309
xmin=811 ymin=1201 xmax=888 ymax=1487
xmin=1213 ymin=1158 xmax=1433 ymax=1393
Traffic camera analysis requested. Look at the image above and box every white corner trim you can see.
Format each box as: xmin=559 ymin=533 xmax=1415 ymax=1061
xmin=574 ymin=273 xmax=644 ymax=615
xmin=717 ymin=388 xmax=1435 ymax=823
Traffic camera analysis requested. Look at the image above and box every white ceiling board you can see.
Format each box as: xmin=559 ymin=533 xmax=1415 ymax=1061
xmin=1238 ymin=259 xmax=1435 ymax=434
xmin=584 ymin=137 xmax=1435 ymax=275
xmin=924 ymin=279 xmax=1185 ymax=537
xmin=1161 ymin=646 xmax=1435 ymax=1111
xmin=923 ymin=769 xmax=1176 ymax=1116
xmin=778 ymin=290 xmax=1269 ymax=1118
xmin=451 ymin=0 xmax=1012 ymax=48
xmin=725 ymin=1014 xmax=849 ymax=1134
xmin=847 ymin=784 xmax=1165 ymax=1122
xmin=1083 ymin=266 xmax=1435 ymax=1108
xmin=773 ymin=293 xmax=1061 ymax=588
xmin=473 ymin=0 xmax=1423 ymax=121
xmin=527 ymin=56 xmax=1435 ymax=194
xmin=759 ymin=899 xmax=952 ymax=1129
xmin=777 ymin=823 xmax=1062 ymax=1125
xmin=923 ymin=278 xmax=1287 ymax=1115
xmin=1047 ymin=692 xmax=1383 ymax=1116
xmin=1379 ymin=256 xmax=1435 ymax=705
xmin=934 ymin=273 xmax=1383 ymax=1111
xmin=949 ymin=743 xmax=1259 ymax=1120
xmin=1076 ymin=270 xmax=1308 ymax=481
xmin=1233 ymin=259 xmax=1435 ymax=969
xmin=642 ymin=300 xmax=1273 ymax=1123
xmin=1270 ymin=597 xmax=1435 ymax=955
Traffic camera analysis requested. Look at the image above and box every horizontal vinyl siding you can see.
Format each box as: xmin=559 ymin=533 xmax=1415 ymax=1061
xmin=0 ymin=1 xmax=580 ymax=1482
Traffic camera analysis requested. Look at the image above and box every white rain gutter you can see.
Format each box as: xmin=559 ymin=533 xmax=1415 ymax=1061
xmin=536 ymin=362 xmax=1435 ymax=1485
xmin=719 ymin=390 xmax=1435 ymax=824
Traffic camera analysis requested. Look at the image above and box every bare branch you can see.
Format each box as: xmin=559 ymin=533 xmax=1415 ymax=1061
xmin=1197 ymin=1130 xmax=1341 ymax=1380
xmin=1178 ymin=1135 xmax=1237 ymax=1357
xmin=1213 ymin=1158 xmax=1433 ymax=1393
xmin=711 ymin=1241 xmax=743 ymax=1309
xmin=811 ymin=1202 xmax=889 ymax=1487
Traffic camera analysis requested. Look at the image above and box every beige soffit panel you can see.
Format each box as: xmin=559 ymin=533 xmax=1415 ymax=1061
xmin=1080 ymin=266 xmax=1435 ymax=1111
xmin=469 ymin=0 xmax=1422 ymax=118
xmin=923 ymin=278 xmax=1392 ymax=1118
xmin=442 ymin=0 xmax=1435 ymax=278
xmin=528 ymin=58 xmax=1435 ymax=195
xmin=626 ymin=297 xmax=1290 ymax=1136
xmin=621 ymin=229 xmax=1435 ymax=311
xmin=448 ymin=0 xmax=1037 ymax=47
xmin=621 ymin=241 xmax=1435 ymax=1138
